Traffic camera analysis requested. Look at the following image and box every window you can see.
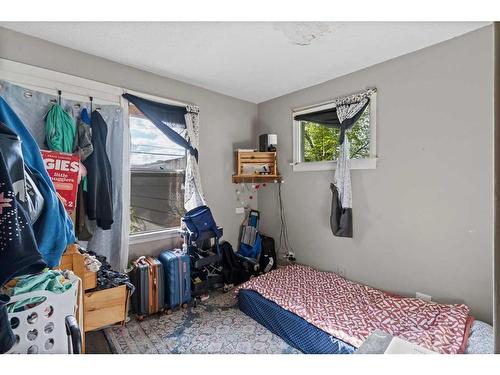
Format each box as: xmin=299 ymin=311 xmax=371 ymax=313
xmin=129 ymin=103 xmax=186 ymax=235
xmin=292 ymin=93 xmax=376 ymax=171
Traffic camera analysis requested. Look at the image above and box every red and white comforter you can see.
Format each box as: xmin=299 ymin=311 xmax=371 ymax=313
xmin=235 ymin=264 xmax=473 ymax=354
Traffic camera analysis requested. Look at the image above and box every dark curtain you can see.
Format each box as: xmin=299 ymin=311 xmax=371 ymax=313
xmin=294 ymin=107 xmax=342 ymax=127
xmin=122 ymin=93 xmax=198 ymax=161
xmin=294 ymin=100 xmax=369 ymax=144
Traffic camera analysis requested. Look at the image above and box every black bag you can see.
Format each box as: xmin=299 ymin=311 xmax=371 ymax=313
xmin=220 ymin=241 xmax=249 ymax=285
xmin=330 ymin=183 xmax=353 ymax=238
xmin=259 ymin=235 xmax=277 ymax=273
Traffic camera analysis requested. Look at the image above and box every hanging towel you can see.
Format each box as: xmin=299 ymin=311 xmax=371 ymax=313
xmin=83 ymin=110 xmax=113 ymax=230
xmin=45 ymin=104 xmax=77 ymax=153
xmin=0 ymin=96 xmax=75 ymax=267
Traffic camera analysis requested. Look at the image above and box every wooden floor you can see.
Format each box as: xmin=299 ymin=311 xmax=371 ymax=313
xmin=85 ymin=330 xmax=113 ymax=354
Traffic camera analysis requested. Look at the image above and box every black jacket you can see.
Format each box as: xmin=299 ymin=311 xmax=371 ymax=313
xmin=0 ymin=149 xmax=46 ymax=288
xmin=83 ymin=110 xmax=113 ymax=230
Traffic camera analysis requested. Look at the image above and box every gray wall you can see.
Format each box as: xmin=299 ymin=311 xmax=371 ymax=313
xmin=0 ymin=27 xmax=258 ymax=259
xmin=494 ymin=22 xmax=499 ymax=352
xmin=257 ymin=26 xmax=494 ymax=322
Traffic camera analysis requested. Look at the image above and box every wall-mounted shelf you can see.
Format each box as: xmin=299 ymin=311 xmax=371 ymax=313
xmin=232 ymin=150 xmax=282 ymax=184
xmin=232 ymin=175 xmax=282 ymax=183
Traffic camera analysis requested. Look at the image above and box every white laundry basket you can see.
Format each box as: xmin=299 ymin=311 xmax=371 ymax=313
xmin=6 ymin=273 xmax=81 ymax=354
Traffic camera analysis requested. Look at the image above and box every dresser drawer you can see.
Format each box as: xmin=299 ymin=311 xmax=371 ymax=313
xmin=83 ymin=285 xmax=129 ymax=332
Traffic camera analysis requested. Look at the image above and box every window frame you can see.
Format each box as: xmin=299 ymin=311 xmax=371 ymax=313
xmin=292 ymin=92 xmax=377 ymax=172
xmin=129 ymin=227 xmax=180 ymax=245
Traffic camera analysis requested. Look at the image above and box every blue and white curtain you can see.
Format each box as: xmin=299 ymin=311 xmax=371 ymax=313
xmin=331 ymin=88 xmax=375 ymax=238
xmin=184 ymin=105 xmax=205 ymax=211
xmin=122 ymin=94 xmax=206 ymax=213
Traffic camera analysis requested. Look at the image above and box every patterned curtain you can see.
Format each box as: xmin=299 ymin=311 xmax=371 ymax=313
xmin=330 ymin=88 xmax=375 ymax=238
xmin=184 ymin=105 xmax=206 ymax=211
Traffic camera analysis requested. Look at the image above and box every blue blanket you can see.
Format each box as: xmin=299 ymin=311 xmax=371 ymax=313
xmin=0 ymin=96 xmax=75 ymax=267
xmin=238 ymin=288 xmax=355 ymax=354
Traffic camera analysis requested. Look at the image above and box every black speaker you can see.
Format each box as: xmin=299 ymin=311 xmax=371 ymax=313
xmin=259 ymin=134 xmax=277 ymax=152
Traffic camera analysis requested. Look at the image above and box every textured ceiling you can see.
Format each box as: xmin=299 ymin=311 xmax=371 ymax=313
xmin=1 ymin=22 xmax=489 ymax=103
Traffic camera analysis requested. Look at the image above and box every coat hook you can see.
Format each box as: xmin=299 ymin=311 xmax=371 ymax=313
xmin=89 ymin=96 xmax=93 ymax=113
xmin=58 ymin=90 xmax=62 ymax=105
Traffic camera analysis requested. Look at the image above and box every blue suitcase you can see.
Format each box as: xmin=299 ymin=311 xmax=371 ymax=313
xmin=159 ymin=250 xmax=191 ymax=311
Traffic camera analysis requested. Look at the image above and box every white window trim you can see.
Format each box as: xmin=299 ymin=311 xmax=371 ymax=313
xmin=129 ymin=228 xmax=180 ymax=245
xmin=0 ymin=58 xmax=190 ymax=245
xmin=292 ymin=92 xmax=377 ymax=172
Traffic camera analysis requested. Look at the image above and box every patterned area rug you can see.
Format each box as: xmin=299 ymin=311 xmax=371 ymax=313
xmin=104 ymin=291 xmax=300 ymax=354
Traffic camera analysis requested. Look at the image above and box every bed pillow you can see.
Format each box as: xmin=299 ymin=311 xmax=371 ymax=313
xmin=465 ymin=320 xmax=494 ymax=354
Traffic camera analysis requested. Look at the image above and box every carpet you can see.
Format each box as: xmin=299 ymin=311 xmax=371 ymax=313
xmin=104 ymin=291 xmax=300 ymax=354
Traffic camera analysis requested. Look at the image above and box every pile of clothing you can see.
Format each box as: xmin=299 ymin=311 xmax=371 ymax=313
xmin=80 ymin=248 xmax=134 ymax=294
xmin=2 ymin=269 xmax=74 ymax=313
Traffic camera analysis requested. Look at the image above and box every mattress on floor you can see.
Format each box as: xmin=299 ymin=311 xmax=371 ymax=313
xmin=238 ymin=288 xmax=494 ymax=355
xmin=236 ymin=265 xmax=472 ymax=354
xmin=238 ymin=288 xmax=355 ymax=354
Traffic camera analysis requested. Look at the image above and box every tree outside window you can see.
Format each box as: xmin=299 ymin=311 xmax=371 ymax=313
xmin=302 ymin=105 xmax=370 ymax=162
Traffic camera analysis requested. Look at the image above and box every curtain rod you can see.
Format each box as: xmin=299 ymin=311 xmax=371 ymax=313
xmin=0 ymin=59 xmax=196 ymax=108
xmin=123 ymin=88 xmax=194 ymax=108
xmin=292 ymin=88 xmax=377 ymax=113
xmin=0 ymin=78 xmax=120 ymax=105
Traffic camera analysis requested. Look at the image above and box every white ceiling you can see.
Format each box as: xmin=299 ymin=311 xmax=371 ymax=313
xmin=1 ymin=22 xmax=489 ymax=103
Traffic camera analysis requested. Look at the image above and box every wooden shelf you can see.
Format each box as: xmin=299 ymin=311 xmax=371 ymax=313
xmin=233 ymin=150 xmax=281 ymax=184
xmin=232 ymin=174 xmax=282 ymax=183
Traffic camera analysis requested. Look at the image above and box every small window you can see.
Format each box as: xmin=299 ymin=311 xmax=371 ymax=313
xmin=293 ymin=93 xmax=376 ymax=171
xmin=129 ymin=103 xmax=186 ymax=235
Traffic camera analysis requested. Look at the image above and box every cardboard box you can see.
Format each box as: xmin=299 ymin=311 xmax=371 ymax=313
xmin=41 ymin=150 xmax=80 ymax=212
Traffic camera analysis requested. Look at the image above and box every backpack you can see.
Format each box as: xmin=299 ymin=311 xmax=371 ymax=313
xmin=182 ymin=205 xmax=221 ymax=241
xmin=238 ymin=210 xmax=262 ymax=259
xmin=220 ymin=241 xmax=249 ymax=285
xmin=259 ymin=235 xmax=277 ymax=273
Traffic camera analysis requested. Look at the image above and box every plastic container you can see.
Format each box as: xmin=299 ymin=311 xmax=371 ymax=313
xmin=6 ymin=273 xmax=81 ymax=354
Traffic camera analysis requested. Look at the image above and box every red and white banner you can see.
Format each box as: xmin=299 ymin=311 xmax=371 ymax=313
xmin=41 ymin=150 xmax=80 ymax=213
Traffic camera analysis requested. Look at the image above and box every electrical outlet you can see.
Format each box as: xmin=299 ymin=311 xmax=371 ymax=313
xmin=337 ymin=265 xmax=347 ymax=278
xmin=235 ymin=207 xmax=245 ymax=214
xmin=416 ymin=292 xmax=432 ymax=302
